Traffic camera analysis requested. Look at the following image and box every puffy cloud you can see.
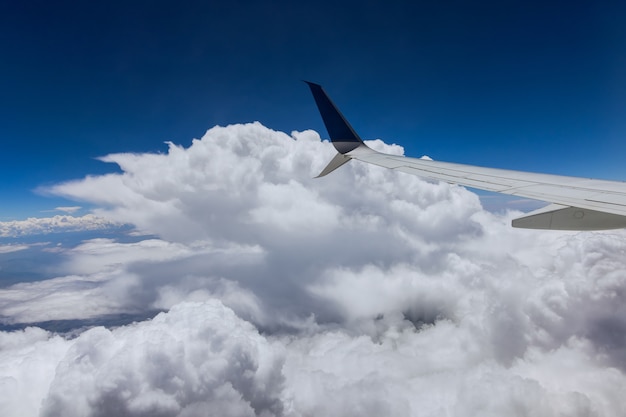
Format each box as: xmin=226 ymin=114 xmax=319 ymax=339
xmin=1 ymin=301 xmax=284 ymax=417
xmin=4 ymin=303 xmax=625 ymax=417
xmin=1 ymin=122 xmax=626 ymax=415
xmin=0 ymin=327 xmax=70 ymax=417
xmin=23 ymin=124 xmax=484 ymax=328
xmin=281 ymin=321 xmax=626 ymax=417
xmin=0 ymin=214 xmax=120 ymax=237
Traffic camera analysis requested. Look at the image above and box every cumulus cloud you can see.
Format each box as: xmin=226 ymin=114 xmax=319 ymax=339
xmin=1 ymin=122 xmax=626 ymax=416
xmin=0 ymin=214 xmax=121 ymax=237
xmin=1 ymin=301 xmax=284 ymax=417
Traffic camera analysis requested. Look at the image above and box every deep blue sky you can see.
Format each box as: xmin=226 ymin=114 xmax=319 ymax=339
xmin=1 ymin=0 xmax=625 ymax=220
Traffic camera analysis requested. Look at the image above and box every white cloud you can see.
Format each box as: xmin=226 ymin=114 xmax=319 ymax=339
xmin=0 ymin=238 xmax=265 ymax=324
xmin=54 ymin=206 xmax=81 ymax=214
xmin=1 ymin=301 xmax=285 ymax=417
xmin=1 ymin=122 xmax=626 ymax=415
xmin=0 ymin=214 xmax=121 ymax=237
xmin=0 ymin=244 xmax=29 ymax=254
xmin=0 ymin=327 xmax=70 ymax=417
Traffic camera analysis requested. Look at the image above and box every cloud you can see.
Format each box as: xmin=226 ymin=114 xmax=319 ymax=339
xmin=1 ymin=122 xmax=626 ymax=415
xmin=3 ymin=301 xmax=626 ymax=417
xmin=54 ymin=206 xmax=82 ymax=214
xmin=0 ymin=244 xmax=29 ymax=254
xmin=0 ymin=214 xmax=121 ymax=237
xmin=1 ymin=301 xmax=285 ymax=417
xmin=0 ymin=238 xmax=265 ymax=325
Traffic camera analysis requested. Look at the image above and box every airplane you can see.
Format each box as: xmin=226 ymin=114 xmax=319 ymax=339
xmin=305 ymin=81 xmax=626 ymax=231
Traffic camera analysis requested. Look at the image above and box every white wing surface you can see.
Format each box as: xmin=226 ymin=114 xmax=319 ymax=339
xmin=305 ymin=82 xmax=626 ymax=230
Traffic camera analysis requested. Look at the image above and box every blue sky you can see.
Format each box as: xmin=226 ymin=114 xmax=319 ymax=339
xmin=1 ymin=0 xmax=625 ymax=220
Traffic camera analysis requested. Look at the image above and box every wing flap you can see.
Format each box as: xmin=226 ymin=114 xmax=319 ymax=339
xmin=512 ymin=204 xmax=626 ymax=230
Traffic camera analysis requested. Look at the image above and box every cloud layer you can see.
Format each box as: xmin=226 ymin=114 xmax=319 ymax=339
xmin=2 ymin=122 xmax=626 ymax=416
xmin=0 ymin=214 xmax=120 ymax=237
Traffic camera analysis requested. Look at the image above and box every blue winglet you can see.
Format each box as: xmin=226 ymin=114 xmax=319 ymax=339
xmin=304 ymin=81 xmax=364 ymax=154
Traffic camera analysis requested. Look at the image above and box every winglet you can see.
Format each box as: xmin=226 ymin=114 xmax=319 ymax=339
xmin=304 ymin=81 xmax=364 ymax=154
xmin=315 ymin=152 xmax=352 ymax=178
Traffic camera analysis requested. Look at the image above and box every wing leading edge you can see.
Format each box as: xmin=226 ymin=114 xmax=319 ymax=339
xmin=305 ymin=82 xmax=626 ymax=230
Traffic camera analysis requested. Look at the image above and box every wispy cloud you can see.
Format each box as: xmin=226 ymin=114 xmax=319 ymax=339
xmin=0 ymin=244 xmax=29 ymax=254
xmin=2 ymin=123 xmax=626 ymax=416
xmin=54 ymin=206 xmax=81 ymax=214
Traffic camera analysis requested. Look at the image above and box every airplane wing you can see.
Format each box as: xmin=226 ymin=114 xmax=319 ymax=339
xmin=305 ymin=82 xmax=626 ymax=230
